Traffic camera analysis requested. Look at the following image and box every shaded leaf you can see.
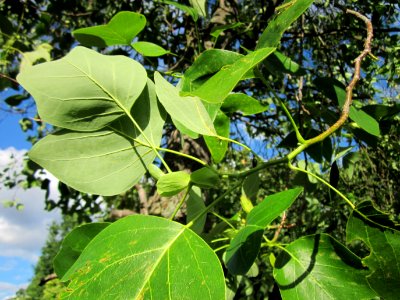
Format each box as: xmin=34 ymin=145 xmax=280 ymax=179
xmin=349 ymin=107 xmax=380 ymax=136
xmin=225 ymin=225 xmax=264 ymax=275
xmin=4 ymin=94 xmax=29 ymax=107
xmin=157 ymin=171 xmax=190 ymax=197
xmin=221 ymin=93 xmax=268 ymax=116
xmin=256 ymin=0 xmax=314 ymax=49
xmin=159 ymin=0 xmax=199 ymax=21
xmin=190 ymin=167 xmax=220 ymax=189
xmin=54 ymin=223 xmax=110 ymax=278
xmin=346 ymin=201 xmax=400 ymax=300
xmin=204 ymin=111 xmax=230 ymax=163
xmin=186 ymin=186 xmax=206 ymax=234
xmin=262 ymin=51 xmax=306 ymax=76
xmin=17 ymin=46 xmax=147 ymax=131
xmin=132 ymin=41 xmax=170 ymax=57
xmin=73 ymin=12 xmax=146 ymax=47
xmin=154 ymin=72 xmax=216 ymax=136
xmin=189 ymin=47 xmax=275 ymax=103
xmin=62 ymin=215 xmax=225 ymax=299
xmin=274 ymin=234 xmax=378 ymax=300
xmin=247 ymin=188 xmax=303 ymax=228
xmin=20 ymin=43 xmax=52 ymax=71
xmin=211 ymin=22 xmax=243 ymax=38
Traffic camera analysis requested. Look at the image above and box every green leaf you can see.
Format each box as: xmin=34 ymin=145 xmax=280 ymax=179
xmin=181 ymin=49 xmax=244 ymax=93
xmin=62 ymin=215 xmax=225 ymax=299
xmin=29 ymin=81 xmax=165 ymax=196
xmin=189 ymin=0 xmax=206 ymax=17
xmin=247 ymin=188 xmax=303 ymax=228
xmin=73 ymin=11 xmax=146 ymax=47
xmin=256 ymin=0 xmax=314 ymax=49
xmin=147 ymin=164 xmax=165 ymax=180
xmin=210 ymin=22 xmax=243 ymax=38
xmin=186 ymin=186 xmax=206 ymax=234
xmin=159 ymin=0 xmax=199 ymax=22
xmin=221 ymin=93 xmax=268 ymax=116
xmin=204 ymin=111 xmax=230 ymax=163
xmin=154 ymin=72 xmax=217 ymax=136
xmin=17 ymin=46 xmax=147 ymax=131
xmin=346 ymin=201 xmax=400 ymax=300
xmin=274 ymin=234 xmax=378 ymax=300
xmin=225 ymin=225 xmax=264 ymax=275
xmin=362 ymin=103 xmax=400 ymax=121
xmin=190 ymin=167 xmax=220 ymax=189
xmin=189 ymin=47 xmax=275 ymax=103
xmin=262 ymin=51 xmax=306 ymax=76
xmin=349 ymin=107 xmax=380 ymax=136
xmin=132 ymin=41 xmax=170 ymax=57
xmin=54 ymin=223 xmax=110 ymax=279
xmin=242 ymin=172 xmax=260 ymax=201
xmin=4 ymin=94 xmax=29 ymax=107
xmin=20 ymin=43 xmax=52 ymax=71
xmin=157 ymin=171 xmax=191 ymax=197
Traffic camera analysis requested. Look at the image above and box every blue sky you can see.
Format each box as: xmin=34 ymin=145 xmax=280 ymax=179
xmin=0 ymin=90 xmax=60 ymax=299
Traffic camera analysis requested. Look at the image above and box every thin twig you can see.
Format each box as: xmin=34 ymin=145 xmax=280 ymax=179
xmin=0 ymin=73 xmax=19 ymax=85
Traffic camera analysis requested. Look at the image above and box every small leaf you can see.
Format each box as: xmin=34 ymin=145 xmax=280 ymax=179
xmin=349 ymin=107 xmax=380 ymax=136
xmin=204 ymin=110 xmax=230 ymax=163
xmin=242 ymin=172 xmax=260 ymax=201
xmin=221 ymin=93 xmax=268 ymax=116
xmin=4 ymin=94 xmax=29 ymax=107
xmin=20 ymin=43 xmax=52 ymax=71
xmin=262 ymin=51 xmax=306 ymax=76
xmin=190 ymin=167 xmax=220 ymax=189
xmin=273 ymin=234 xmax=378 ymax=300
xmin=159 ymin=0 xmax=199 ymax=21
xmin=189 ymin=0 xmax=206 ymax=17
xmin=17 ymin=46 xmax=147 ymax=131
xmin=62 ymin=215 xmax=226 ymax=299
xmin=154 ymin=72 xmax=217 ymax=136
xmin=247 ymin=188 xmax=303 ymax=228
xmin=225 ymin=225 xmax=264 ymax=275
xmin=346 ymin=201 xmax=400 ymax=300
xmin=54 ymin=223 xmax=110 ymax=279
xmin=329 ymin=161 xmax=339 ymax=200
xmin=132 ymin=41 xmax=170 ymax=57
xmin=147 ymin=164 xmax=165 ymax=180
xmin=189 ymin=47 xmax=275 ymax=103
xmin=73 ymin=12 xmax=146 ymax=47
xmin=210 ymin=22 xmax=243 ymax=38
xmin=256 ymin=0 xmax=314 ymax=49
xmin=186 ymin=186 xmax=206 ymax=234
xmin=157 ymin=171 xmax=191 ymax=197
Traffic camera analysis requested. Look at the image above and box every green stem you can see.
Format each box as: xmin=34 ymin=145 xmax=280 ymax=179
xmin=170 ymin=185 xmax=192 ymax=220
xmin=186 ymin=181 xmax=243 ymax=228
xmin=211 ymin=212 xmax=237 ymax=230
xmin=288 ymin=162 xmax=355 ymax=210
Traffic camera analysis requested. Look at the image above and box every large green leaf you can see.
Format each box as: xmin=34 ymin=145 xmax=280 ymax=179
xmin=247 ymin=188 xmax=303 ymax=228
xmin=221 ymin=93 xmax=268 ymax=116
xmin=62 ymin=215 xmax=225 ymax=299
xmin=189 ymin=47 xmax=275 ymax=103
xmin=204 ymin=111 xmax=230 ymax=163
xmin=181 ymin=49 xmax=244 ymax=93
xmin=29 ymin=81 xmax=165 ymax=196
xmin=225 ymin=225 xmax=264 ymax=275
xmin=346 ymin=201 xmax=400 ymax=299
xmin=73 ymin=11 xmax=146 ymax=47
xmin=54 ymin=223 xmax=110 ymax=279
xmin=273 ymin=234 xmax=378 ymax=300
xmin=154 ymin=72 xmax=217 ymax=136
xmin=256 ymin=0 xmax=314 ymax=49
xmin=17 ymin=46 xmax=147 ymax=131
xmin=157 ymin=171 xmax=191 ymax=197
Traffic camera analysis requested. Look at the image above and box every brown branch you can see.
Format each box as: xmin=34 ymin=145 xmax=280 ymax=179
xmin=0 ymin=73 xmax=19 ymax=85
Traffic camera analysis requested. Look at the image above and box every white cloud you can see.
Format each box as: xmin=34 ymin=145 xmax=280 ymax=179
xmin=0 ymin=281 xmax=28 ymax=300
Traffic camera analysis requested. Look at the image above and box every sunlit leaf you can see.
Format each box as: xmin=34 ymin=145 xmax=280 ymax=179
xmin=204 ymin=111 xmax=230 ymax=163
xmin=157 ymin=171 xmax=191 ymax=197
xmin=274 ymin=234 xmax=378 ymax=300
xmin=159 ymin=0 xmax=199 ymax=21
xmin=17 ymin=46 xmax=147 ymax=131
xmin=189 ymin=0 xmax=206 ymax=17
xmin=62 ymin=215 xmax=225 ymax=299
xmin=132 ymin=41 xmax=170 ymax=57
xmin=73 ymin=12 xmax=146 ymax=47
xmin=20 ymin=43 xmax=52 ymax=71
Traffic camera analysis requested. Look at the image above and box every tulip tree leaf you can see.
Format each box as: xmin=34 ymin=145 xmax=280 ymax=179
xmin=189 ymin=0 xmax=206 ymax=17
xmin=17 ymin=46 xmax=147 ymax=131
xmin=190 ymin=167 xmax=220 ymax=189
xmin=62 ymin=215 xmax=226 ymax=299
xmin=190 ymin=47 xmax=275 ymax=103
xmin=29 ymin=81 xmax=165 ymax=196
xmin=154 ymin=72 xmax=217 ymax=136
xmin=73 ymin=11 xmax=146 ymax=47
xmin=204 ymin=111 xmax=230 ymax=163
xmin=20 ymin=43 xmax=52 ymax=71
xmin=263 ymin=51 xmax=306 ymax=76
xmin=256 ymin=0 xmax=314 ymax=49
xmin=54 ymin=223 xmax=110 ymax=279
xmin=273 ymin=234 xmax=378 ymax=300
xmin=247 ymin=188 xmax=303 ymax=228
xmin=349 ymin=107 xmax=381 ymax=136
xmin=132 ymin=41 xmax=170 ymax=57
xmin=225 ymin=225 xmax=264 ymax=275
xmin=159 ymin=0 xmax=199 ymax=22
xmin=157 ymin=171 xmax=191 ymax=197
xmin=346 ymin=201 xmax=400 ymax=300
